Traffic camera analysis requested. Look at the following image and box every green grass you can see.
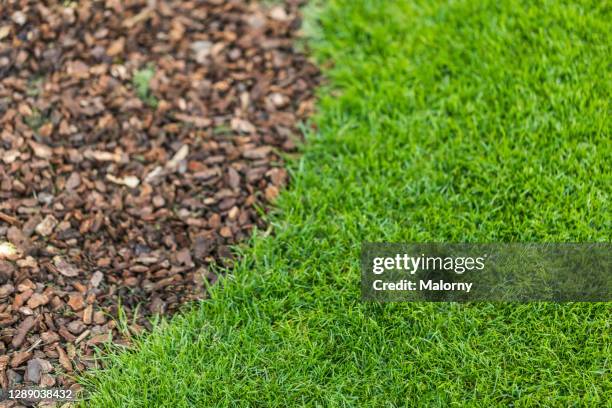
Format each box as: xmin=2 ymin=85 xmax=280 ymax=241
xmin=82 ymin=0 xmax=611 ymax=406
xmin=133 ymin=65 xmax=158 ymax=108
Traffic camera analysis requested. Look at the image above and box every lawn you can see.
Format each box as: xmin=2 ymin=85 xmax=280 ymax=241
xmin=82 ymin=0 xmax=611 ymax=406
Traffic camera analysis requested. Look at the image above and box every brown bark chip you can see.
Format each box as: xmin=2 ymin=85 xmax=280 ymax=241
xmin=0 ymin=0 xmax=318 ymax=388
xmin=10 ymin=352 xmax=32 ymax=369
xmin=11 ymin=316 xmax=36 ymax=348
xmin=26 ymin=293 xmax=49 ymax=309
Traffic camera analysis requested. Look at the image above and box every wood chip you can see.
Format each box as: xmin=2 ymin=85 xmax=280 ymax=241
xmin=52 ymin=257 xmax=79 ymax=277
xmin=28 ymin=141 xmax=53 ymax=159
xmin=12 ymin=316 xmax=36 ymax=348
xmin=106 ymin=174 xmax=140 ymax=188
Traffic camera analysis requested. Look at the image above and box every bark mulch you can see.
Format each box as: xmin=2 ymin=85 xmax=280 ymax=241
xmin=0 ymin=0 xmax=319 ymax=392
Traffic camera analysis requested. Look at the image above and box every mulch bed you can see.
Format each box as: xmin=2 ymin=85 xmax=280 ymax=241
xmin=0 ymin=0 xmax=319 ymax=391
